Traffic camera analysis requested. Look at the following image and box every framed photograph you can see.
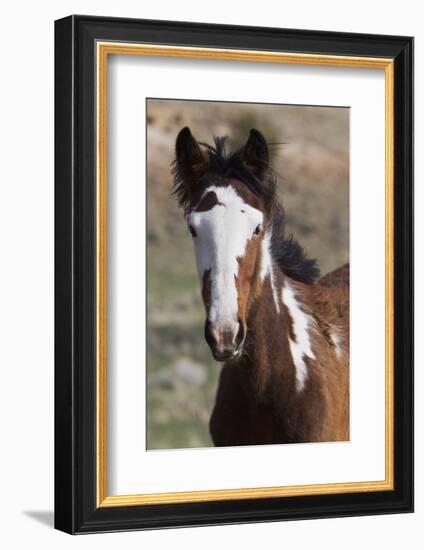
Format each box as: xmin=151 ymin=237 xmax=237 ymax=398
xmin=54 ymin=15 xmax=413 ymax=534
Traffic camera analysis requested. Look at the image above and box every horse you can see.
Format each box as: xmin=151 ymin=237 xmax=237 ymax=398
xmin=172 ymin=126 xmax=349 ymax=446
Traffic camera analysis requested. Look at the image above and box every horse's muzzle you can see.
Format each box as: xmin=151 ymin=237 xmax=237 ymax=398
xmin=204 ymin=319 xmax=245 ymax=362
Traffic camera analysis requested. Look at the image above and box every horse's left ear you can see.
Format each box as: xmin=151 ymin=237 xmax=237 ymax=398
xmin=175 ymin=127 xmax=209 ymax=183
xmin=241 ymin=129 xmax=269 ymax=179
xmin=173 ymin=127 xmax=209 ymax=209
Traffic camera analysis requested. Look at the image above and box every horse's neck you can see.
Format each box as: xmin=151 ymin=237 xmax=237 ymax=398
xmin=243 ymin=270 xmax=301 ymax=400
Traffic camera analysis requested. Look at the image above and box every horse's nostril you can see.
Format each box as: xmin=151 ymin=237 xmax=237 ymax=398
xmin=204 ymin=320 xmax=218 ymax=349
xmin=205 ymin=319 xmax=243 ymax=361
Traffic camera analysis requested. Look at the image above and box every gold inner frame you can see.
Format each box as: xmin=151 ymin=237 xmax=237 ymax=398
xmin=96 ymin=42 xmax=395 ymax=508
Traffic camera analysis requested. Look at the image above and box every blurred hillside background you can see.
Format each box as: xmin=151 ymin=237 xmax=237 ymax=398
xmin=146 ymin=99 xmax=349 ymax=450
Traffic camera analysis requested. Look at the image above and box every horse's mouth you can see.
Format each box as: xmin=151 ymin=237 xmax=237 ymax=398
xmin=212 ymin=347 xmax=242 ymax=362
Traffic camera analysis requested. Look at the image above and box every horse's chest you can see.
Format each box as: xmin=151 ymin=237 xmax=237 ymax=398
xmin=245 ymin=400 xmax=291 ymax=444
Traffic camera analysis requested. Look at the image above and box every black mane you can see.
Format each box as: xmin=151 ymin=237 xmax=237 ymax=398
xmin=270 ymin=202 xmax=320 ymax=284
xmin=172 ymin=136 xmax=276 ymax=210
xmin=199 ymin=137 xmax=277 ymax=202
xmin=173 ymin=135 xmax=320 ymax=284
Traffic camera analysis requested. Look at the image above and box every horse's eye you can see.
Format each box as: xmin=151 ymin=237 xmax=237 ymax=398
xmin=253 ymin=224 xmax=262 ymax=236
xmin=188 ymin=225 xmax=197 ymax=238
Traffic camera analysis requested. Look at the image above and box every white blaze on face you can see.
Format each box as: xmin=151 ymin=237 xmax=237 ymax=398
xmin=187 ymin=186 xmax=263 ymax=330
xmin=282 ymin=282 xmax=316 ymax=391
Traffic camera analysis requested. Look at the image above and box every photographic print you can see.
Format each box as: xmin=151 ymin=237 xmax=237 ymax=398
xmin=146 ymin=99 xmax=349 ymax=450
xmin=55 ymin=16 xmax=413 ymax=532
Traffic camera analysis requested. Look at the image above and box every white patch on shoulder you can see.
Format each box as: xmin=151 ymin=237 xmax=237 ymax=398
xmin=282 ymin=283 xmax=316 ymax=391
xmin=260 ymin=232 xmax=280 ymax=313
xmin=187 ymin=185 xmax=263 ymax=329
xmin=330 ymin=330 xmax=344 ymax=358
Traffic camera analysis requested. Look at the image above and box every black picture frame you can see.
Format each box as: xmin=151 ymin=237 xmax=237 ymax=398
xmin=55 ymin=15 xmax=414 ymax=534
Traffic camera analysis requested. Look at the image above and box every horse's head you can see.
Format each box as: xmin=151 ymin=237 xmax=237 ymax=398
xmin=173 ymin=127 xmax=276 ymax=362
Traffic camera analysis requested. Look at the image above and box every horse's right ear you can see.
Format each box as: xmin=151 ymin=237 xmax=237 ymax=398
xmin=173 ymin=127 xmax=209 ymax=207
xmin=240 ymin=128 xmax=269 ymax=180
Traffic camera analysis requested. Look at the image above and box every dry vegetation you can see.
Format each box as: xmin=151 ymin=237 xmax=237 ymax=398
xmin=146 ymin=99 xmax=349 ymax=449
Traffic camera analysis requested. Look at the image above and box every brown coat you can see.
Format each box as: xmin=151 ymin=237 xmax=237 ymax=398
xmin=210 ymin=265 xmax=349 ymax=445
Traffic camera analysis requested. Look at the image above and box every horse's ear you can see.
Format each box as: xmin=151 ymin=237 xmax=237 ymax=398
xmin=174 ymin=127 xmax=209 ymax=189
xmin=241 ymin=128 xmax=269 ymax=179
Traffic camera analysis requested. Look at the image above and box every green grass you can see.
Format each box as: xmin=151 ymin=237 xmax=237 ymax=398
xmin=146 ymin=323 xmax=218 ymax=450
